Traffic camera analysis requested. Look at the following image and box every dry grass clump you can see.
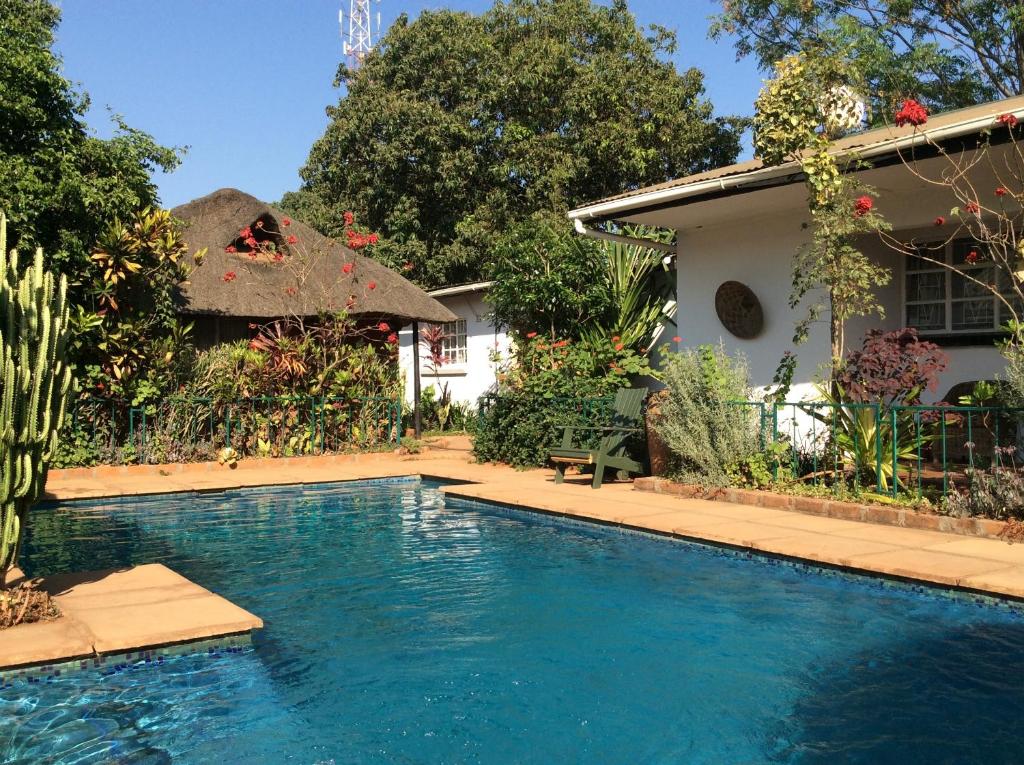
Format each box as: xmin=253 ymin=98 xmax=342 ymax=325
xmin=0 ymin=585 xmax=60 ymax=629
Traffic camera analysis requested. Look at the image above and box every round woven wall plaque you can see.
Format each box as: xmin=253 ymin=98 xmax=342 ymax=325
xmin=715 ymin=281 xmax=763 ymax=339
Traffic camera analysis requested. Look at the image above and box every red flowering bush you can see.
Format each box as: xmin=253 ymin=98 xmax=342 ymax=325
xmin=997 ymin=113 xmax=1019 ymax=128
xmin=965 ymin=202 xmax=980 ymax=214
xmin=853 ymin=195 xmax=873 ymax=217
xmin=894 ymin=98 xmax=928 ymax=128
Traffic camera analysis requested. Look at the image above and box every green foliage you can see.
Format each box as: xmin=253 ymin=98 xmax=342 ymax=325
xmin=0 ymin=213 xmax=74 ymax=575
xmin=473 ymin=333 xmax=646 ymax=467
xmin=711 ymin=0 xmax=1023 ymax=113
xmin=947 ymin=464 xmax=1024 ymax=521
xmin=290 ymin=0 xmax=741 ymax=288
xmin=0 ymin=0 xmax=180 ymax=298
xmin=651 ymin=345 xmax=762 ymax=487
xmin=488 ymin=216 xmax=612 ymax=338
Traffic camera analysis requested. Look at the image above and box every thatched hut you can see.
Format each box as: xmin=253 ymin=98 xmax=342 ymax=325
xmin=172 ymin=188 xmax=455 ymax=346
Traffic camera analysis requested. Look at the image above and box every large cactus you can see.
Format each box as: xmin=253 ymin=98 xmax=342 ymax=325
xmin=0 ymin=213 xmax=74 ymax=579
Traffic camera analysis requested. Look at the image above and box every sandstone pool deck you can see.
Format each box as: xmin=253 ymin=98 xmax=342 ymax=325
xmin=32 ymin=442 xmax=1024 ymax=607
xmin=1 ymin=564 xmax=262 ymax=671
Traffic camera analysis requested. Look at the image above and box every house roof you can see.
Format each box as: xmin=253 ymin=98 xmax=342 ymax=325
xmin=427 ymin=280 xmax=494 ymax=298
xmin=569 ymin=95 xmax=1024 ymax=223
xmin=172 ymin=188 xmax=456 ymax=324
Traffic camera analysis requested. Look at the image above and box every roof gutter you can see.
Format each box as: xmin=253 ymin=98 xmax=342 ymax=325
xmin=568 ymin=109 xmax=1023 ymax=226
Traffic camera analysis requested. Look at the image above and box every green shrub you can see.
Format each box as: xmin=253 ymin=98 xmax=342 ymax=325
xmin=472 ymin=334 xmax=641 ymax=467
xmin=652 ymin=345 xmax=762 ymax=486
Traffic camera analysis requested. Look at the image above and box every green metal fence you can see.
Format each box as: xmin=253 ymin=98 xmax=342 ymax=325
xmin=58 ymin=395 xmax=402 ymax=467
xmin=751 ymin=400 xmax=1024 ymax=500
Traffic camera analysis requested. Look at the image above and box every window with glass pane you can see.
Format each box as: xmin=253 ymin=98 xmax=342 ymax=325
xmin=904 ymin=239 xmax=1010 ymax=334
xmin=441 ymin=319 xmax=467 ymax=364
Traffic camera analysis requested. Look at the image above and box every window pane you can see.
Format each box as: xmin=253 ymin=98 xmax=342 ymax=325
xmin=906 ymin=272 xmax=945 ymax=302
xmin=999 ymin=297 xmax=1024 ymax=326
xmin=952 ymin=299 xmax=995 ymax=330
xmin=906 ymin=242 xmax=946 ymax=271
xmin=951 ymin=267 xmax=993 ymax=299
xmin=440 ymin=319 xmax=467 ymax=364
xmin=907 ymin=303 xmax=945 ymax=331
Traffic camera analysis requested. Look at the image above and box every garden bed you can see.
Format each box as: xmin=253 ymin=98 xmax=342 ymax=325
xmin=634 ymin=477 xmax=1010 ymax=540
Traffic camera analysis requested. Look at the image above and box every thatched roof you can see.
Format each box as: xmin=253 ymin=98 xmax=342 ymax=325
xmin=171 ymin=188 xmax=456 ymax=324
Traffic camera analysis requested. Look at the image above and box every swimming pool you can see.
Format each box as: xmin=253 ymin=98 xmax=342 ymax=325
xmin=5 ymin=478 xmax=1024 ymax=763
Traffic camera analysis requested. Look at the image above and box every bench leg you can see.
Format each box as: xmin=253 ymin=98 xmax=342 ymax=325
xmin=591 ymin=456 xmax=605 ymax=489
xmin=554 ymin=462 xmax=566 ymax=484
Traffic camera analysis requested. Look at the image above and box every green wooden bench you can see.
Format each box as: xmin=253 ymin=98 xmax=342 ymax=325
xmin=548 ymin=387 xmax=648 ymax=489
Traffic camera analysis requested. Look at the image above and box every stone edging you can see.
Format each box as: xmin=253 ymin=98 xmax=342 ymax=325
xmin=634 ymin=476 xmax=1007 ymax=540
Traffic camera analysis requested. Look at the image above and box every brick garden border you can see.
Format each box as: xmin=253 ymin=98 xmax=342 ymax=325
xmin=634 ymin=476 xmax=1008 ymax=540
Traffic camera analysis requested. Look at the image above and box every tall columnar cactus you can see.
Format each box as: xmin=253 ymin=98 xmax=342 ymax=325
xmin=0 ymin=213 xmax=74 ymax=580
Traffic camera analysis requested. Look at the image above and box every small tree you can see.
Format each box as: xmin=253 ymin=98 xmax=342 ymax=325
xmin=0 ymin=213 xmax=74 ymax=580
xmin=753 ymin=51 xmax=891 ymax=380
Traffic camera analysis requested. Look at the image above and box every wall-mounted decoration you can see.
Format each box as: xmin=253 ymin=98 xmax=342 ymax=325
xmin=715 ymin=281 xmax=763 ymax=339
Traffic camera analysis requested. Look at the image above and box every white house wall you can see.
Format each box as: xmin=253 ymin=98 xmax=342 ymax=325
xmin=667 ymin=154 xmax=1010 ymax=405
xmin=398 ymin=291 xmax=510 ymax=408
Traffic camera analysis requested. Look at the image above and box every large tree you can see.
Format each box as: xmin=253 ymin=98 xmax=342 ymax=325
xmin=288 ymin=0 xmax=742 ymax=288
xmin=711 ymin=0 xmax=1024 ymax=115
xmin=0 ymin=0 xmax=179 ymax=291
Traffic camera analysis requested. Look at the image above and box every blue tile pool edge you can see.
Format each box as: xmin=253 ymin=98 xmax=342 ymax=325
xmin=440 ymin=490 xmax=1024 ymax=614
xmin=0 ymin=633 xmax=254 ymax=687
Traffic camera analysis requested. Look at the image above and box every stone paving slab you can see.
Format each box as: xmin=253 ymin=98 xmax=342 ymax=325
xmin=0 ymin=564 xmax=262 ymax=671
xmin=40 ymin=453 xmax=1024 ymax=601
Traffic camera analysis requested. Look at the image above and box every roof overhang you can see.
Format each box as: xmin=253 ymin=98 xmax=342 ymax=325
xmin=427 ymin=280 xmax=494 ymax=298
xmin=568 ymin=101 xmax=1024 ymax=228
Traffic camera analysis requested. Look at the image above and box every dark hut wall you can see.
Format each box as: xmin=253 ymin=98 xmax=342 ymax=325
xmin=192 ymin=316 xmax=256 ymax=349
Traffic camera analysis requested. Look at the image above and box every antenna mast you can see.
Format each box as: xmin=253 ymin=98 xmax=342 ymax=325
xmin=340 ymin=0 xmax=381 ymax=69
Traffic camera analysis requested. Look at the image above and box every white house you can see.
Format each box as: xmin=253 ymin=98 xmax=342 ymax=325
xmin=398 ymin=281 xmax=511 ymax=409
xmin=569 ymin=95 xmax=1024 ymax=408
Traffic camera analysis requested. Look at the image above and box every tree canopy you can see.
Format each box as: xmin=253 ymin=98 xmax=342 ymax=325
xmin=711 ymin=0 xmax=1024 ymax=115
xmin=0 ymin=0 xmax=179 ymax=288
xmin=287 ymin=0 xmax=742 ymax=289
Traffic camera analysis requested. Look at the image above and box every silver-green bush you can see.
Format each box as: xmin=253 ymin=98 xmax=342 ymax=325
xmin=652 ymin=345 xmax=762 ymax=486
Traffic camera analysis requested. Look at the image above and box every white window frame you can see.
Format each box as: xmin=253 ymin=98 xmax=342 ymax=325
xmin=440 ymin=319 xmax=467 ymax=364
xmin=903 ymin=238 xmax=1018 ymax=336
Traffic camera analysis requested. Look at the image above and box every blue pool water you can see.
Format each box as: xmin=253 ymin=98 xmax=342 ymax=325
xmin=5 ymin=478 xmax=1024 ymax=764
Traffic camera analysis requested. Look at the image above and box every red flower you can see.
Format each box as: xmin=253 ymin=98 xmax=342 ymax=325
xmin=997 ymin=113 xmax=1019 ymax=128
xmin=934 ymin=216 xmax=946 ymax=226
xmin=853 ymin=196 xmax=873 ymax=217
xmin=239 ymin=227 xmax=252 ymax=239
xmin=368 ymin=281 xmax=377 ymax=290
xmin=245 ymin=236 xmax=258 ymax=248
xmin=402 ymin=261 xmax=413 ymax=271
xmin=996 ymin=186 xmax=1009 ymax=197
xmin=96 ymin=382 xmax=105 ymax=390
xmin=387 ymin=333 xmax=399 ymax=344
xmin=342 ymin=262 xmax=354 ymax=274
xmin=965 ymin=202 xmax=980 ymax=214
xmin=273 ymin=253 xmax=284 ymax=262
xmin=225 ymin=245 xmax=237 ymax=253
xmin=222 ymin=271 xmax=237 ymax=282
xmin=614 ymin=342 xmax=624 ymax=351
xmin=282 ymin=217 xmax=291 ymax=227
xmin=894 ymin=98 xmax=928 ymax=127
xmin=368 ymin=233 xmax=379 ymax=244
xmin=378 ymin=321 xmax=390 ymax=332
xmin=287 ymin=234 xmax=298 ymax=244
xmin=343 ymin=211 xmax=355 ymax=226
xmin=611 ymin=335 xmax=620 ymax=343
xmin=526 ymin=331 xmax=538 ymax=339
xmin=965 ymin=250 xmax=980 ymax=264
xmin=672 ymin=335 xmax=682 ymax=343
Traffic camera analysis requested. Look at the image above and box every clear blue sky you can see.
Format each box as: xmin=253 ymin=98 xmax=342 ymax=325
xmin=52 ymin=0 xmax=764 ymax=209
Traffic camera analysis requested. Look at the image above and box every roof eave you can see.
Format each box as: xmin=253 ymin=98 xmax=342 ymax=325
xmin=568 ymin=107 xmax=1024 ymax=224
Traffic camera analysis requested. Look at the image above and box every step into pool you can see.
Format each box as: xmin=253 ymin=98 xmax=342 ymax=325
xmin=5 ymin=478 xmax=1024 ymax=763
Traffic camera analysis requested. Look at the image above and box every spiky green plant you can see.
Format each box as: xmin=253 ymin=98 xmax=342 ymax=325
xmin=0 ymin=212 xmax=74 ymax=581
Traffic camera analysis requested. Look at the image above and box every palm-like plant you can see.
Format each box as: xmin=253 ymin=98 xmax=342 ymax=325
xmin=580 ymin=227 xmax=674 ymax=352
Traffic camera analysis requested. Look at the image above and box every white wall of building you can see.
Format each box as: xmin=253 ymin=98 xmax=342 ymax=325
xmin=665 ymin=158 xmax=1009 ymax=405
xmin=398 ymin=289 xmax=510 ymax=409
